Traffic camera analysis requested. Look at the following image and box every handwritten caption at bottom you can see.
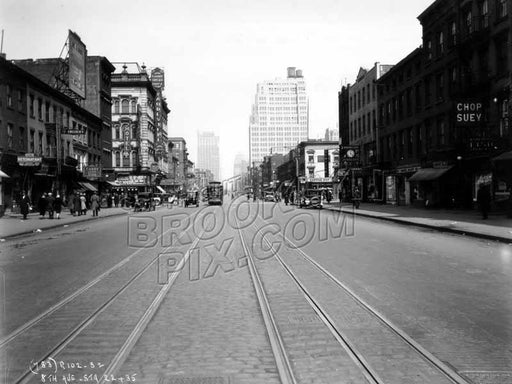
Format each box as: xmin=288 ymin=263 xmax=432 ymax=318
xmin=29 ymin=358 xmax=137 ymax=383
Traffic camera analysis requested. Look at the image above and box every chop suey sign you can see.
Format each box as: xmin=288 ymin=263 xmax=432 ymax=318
xmin=455 ymin=101 xmax=485 ymax=125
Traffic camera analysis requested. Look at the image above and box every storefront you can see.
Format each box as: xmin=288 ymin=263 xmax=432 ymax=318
xmin=408 ymin=166 xmax=455 ymax=208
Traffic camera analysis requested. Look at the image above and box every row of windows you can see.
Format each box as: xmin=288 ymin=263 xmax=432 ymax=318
xmin=113 ymin=151 xmax=138 ymax=167
xmin=307 ymin=155 xmax=339 ymax=163
xmin=112 ymin=98 xmax=138 ymax=114
xmin=424 ymin=0 xmax=508 ymax=61
xmin=349 ymin=83 xmax=377 ymax=113
xmin=350 ymin=110 xmax=377 ymax=142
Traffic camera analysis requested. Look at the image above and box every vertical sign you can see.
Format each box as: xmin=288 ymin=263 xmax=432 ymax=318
xmin=324 ymin=149 xmax=329 ymax=177
xmin=68 ymin=30 xmax=87 ymax=99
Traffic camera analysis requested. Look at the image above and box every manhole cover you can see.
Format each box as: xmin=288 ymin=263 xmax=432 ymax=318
xmin=460 ymin=371 xmax=512 ymax=384
xmin=159 ymin=376 xmax=232 ymax=384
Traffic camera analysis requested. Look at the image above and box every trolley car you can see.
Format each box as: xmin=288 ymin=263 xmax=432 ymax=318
xmin=206 ymin=181 xmax=223 ymax=205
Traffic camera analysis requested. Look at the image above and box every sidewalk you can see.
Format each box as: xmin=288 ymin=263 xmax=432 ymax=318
xmin=0 ymin=207 xmax=130 ymax=239
xmin=324 ymin=201 xmax=512 ymax=243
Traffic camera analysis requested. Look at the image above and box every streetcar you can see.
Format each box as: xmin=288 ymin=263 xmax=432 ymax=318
xmin=206 ymin=181 xmax=224 ymax=205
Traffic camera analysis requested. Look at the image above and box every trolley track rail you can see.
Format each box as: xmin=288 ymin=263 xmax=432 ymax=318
xmin=2 ymin=209 xmax=203 ymax=384
xmin=251 ymin=211 xmax=471 ymax=384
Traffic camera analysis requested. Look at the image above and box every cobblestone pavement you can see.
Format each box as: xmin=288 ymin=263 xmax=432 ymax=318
xmin=241 ymin=222 xmax=372 ymax=383
xmin=117 ymin=206 xmax=281 ymax=384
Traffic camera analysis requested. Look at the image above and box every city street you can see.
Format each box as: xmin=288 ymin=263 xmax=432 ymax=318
xmin=0 ymin=199 xmax=511 ymax=384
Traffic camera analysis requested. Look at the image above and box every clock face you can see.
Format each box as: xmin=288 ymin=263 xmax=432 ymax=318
xmin=347 ymin=149 xmax=355 ymax=158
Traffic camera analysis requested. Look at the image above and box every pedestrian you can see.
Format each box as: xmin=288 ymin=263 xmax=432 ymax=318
xmin=20 ymin=191 xmax=31 ymax=220
xmin=38 ymin=193 xmax=47 ymax=219
xmin=90 ymin=192 xmax=100 ymax=216
xmin=46 ymin=192 xmax=55 ymax=219
xmin=477 ymin=183 xmax=491 ymax=219
xmin=80 ymin=193 xmax=87 ymax=215
xmin=74 ymin=193 xmax=82 ymax=216
xmin=54 ymin=194 xmax=63 ymax=219
xmin=114 ymin=193 xmax=119 ymax=208
xmin=353 ymin=187 xmax=361 ymax=209
xmin=284 ymin=193 xmax=289 ymax=205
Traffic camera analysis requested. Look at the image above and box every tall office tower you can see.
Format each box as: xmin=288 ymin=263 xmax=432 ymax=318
xmin=197 ymin=131 xmax=220 ymax=181
xmin=233 ymin=153 xmax=248 ymax=176
xmin=249 ymin=67 xmax=309 ymax=165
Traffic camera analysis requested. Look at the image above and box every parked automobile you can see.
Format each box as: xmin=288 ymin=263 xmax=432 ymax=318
xmin=185 ymin=191 xmax=200 ymax=207
xmin=299 ymin=189 xmax=323 ymax=209
xmin=264 ymin=193 xmax=276 ymax=202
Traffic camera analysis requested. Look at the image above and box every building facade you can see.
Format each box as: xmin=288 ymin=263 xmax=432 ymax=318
xmin=108 ymin=63 xmax=163 ymax=193
xmin=249 ymin=67 xmax=309 ymax=164
xmin=0 ymin=57 xmax=103 ymax=213
xmin=197 ymin=131 xmax=220 ymax=181
xmin=373 ymin=0 xmax=511 ymax=208
xmin=347 ymin=63 xmax=393 ymax=202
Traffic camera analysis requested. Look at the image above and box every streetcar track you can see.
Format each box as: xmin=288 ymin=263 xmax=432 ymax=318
xmin=235 ymin=214 xmax=298 ymax=384
xmin=252 ymin=210 xmax=471 ymax=384
xmin=98 ymin=233 xmax=203 ymax=384
xmin=0 ymin=208 xmax=201 ymax=349
xmin=2 ymin=208 xmax=203 ymax=384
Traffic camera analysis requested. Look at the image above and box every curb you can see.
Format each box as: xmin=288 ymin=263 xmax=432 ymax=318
xmin=0 ymin=211 xmax=130 ymax=241
xmin=325 ymin=206 xmax=512 ymax=245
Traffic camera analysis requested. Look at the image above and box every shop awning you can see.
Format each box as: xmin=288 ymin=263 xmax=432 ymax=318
xmin=492 ymin=151 xmax=512 ymax=162
xmin=78 ymin=182 xmax=98 ymax=192
xmin=0 ymin=169 xmax=10 ymax=178
xmin=156 ymin=185 xmax=166 ymax=193
xmin=408 ymin=167 xmax=453 ymax=182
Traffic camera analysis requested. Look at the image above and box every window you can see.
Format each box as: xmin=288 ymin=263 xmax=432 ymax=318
xmin=37 ymin=98 xmax=43 ymax=120
xmin=481 ymin=0 xmax=489 ymax=27
xmin=38 ymin=132 xmax=43 ymax=155
xmin=29 ymin=130 xmax=35 ymax=152
xmin=17 ymin=90 xmax=23 ymax=111
xmin=426 ymin=39 xmax=432 ymax=60
xmin=436 ymin=74 xmax=444 ymax=100
xmin=7 ymin=85 xmax=13 ymax=108
xmin=121 ymin=99 xmax=129 ymax=113
xmin=308 ymin=155 xmax=314 ymax=162
xmin=498 ymin=0 xmax=508 ymax=18
xmin=450 ymin=21 xmax=457 ymax=46
xmin=29 ymin=95 xmax=35 ymax=117
xmin=44 ymin=101 xmax=50 ymax=122
xmin=115 ymin=152 xmax=121 ymax=167
xmin=132 ymin=123 xmax=137 ymax=139
xmin=131 ymin=151 xmax=137 ymax=166
xmin=424 ymin=77 xmax=431 ymax=105
xmin=113 ymin=124 xmax=120 ymax=140
xmin=437 ymin=119 xmax=446 ymax=146
xmin=465 ymin=10 xmax=473 ymax=34
xmin=438 ymin=31 xmax=444 ymax=55
xmin=113 ymin=99 xmax=119 ymax=114
xmin=19 ymin=126 xmax=25 ymax=150
xmin=7 ymin=123 xmax=13 ymax=148
xmin=131 ymin=100 xmax=137 ymax=114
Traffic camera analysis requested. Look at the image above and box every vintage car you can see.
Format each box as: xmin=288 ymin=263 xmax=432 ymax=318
xmin=299 ymin=189 xmax=323 ymax=209
xmin=264 ymin=192 xmax=276 ymax=202
xmin=185 ymin=191 xmax=200 ymax=207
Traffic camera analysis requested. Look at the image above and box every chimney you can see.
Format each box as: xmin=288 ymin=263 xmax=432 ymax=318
xmin=287 ymin=67 xmax=296 ymax=78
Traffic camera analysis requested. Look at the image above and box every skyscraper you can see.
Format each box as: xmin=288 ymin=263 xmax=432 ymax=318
xmin=197 ymin=131 xmax=220 ymax=181
xmin=249 ymin=67 xmax=309 ymax=165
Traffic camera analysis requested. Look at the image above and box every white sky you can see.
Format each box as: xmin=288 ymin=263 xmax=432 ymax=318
xmin=1 ymin=0 xmax=434 ymax=179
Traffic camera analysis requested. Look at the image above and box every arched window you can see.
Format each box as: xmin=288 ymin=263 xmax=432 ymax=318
xmin=131 ymin=100 xmax=137 ymax=114
xmin=121 ymin=99 xmax=129 ymax=114
xmin=113 ymin=99 xmax=119 ymax=114
xmin=115 ymin=151 xmax=121 ymax=167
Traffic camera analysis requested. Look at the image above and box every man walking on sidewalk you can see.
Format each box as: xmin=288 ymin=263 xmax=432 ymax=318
xmin=20 ymin=191 xmax=31 ymax=220
xmin=54 ymin=194 xmax=63 ymax=219
xmin=90 ymin=192 xmax=100 ymax=217
xmin=46 ymin=192 xmax=55 ymax=219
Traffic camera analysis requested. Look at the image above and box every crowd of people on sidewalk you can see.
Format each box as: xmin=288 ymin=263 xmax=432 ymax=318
xmin=18 ymin=191 xmax=101 ymax=220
